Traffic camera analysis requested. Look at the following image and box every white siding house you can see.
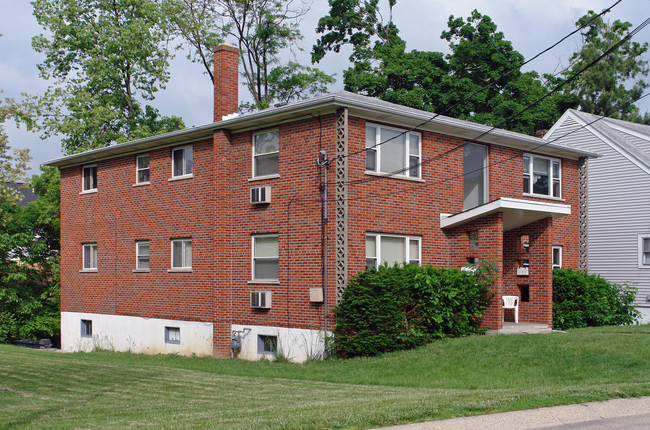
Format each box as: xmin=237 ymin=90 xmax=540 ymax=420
xmin=545 ymin=110 xmax=650 ymax=323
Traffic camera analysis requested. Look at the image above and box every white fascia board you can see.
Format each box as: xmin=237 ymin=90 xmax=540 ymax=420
xmin=44 ymin=92 xmax=596 ymax=169
xmin=440 ymin=197 xmax=571 ymax=230
xmin=544 ymin=109 xmax=577 ymax=140
xmin=606 ymin=122 xmax=650 ymax=142
xmin=569 ymin=111 xmax=650 ymax=176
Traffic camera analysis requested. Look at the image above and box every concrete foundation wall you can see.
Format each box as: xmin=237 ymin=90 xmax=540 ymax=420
xmin=232 ymin=324 xmax=327 ymax=363
xmin=61 ymin=312 xmax=213 ymax=356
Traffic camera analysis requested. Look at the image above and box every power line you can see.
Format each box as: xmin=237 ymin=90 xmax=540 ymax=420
xmin=333 ymin=0 xmax=625 ymax=163
xmin=328 ymin=13 xmax=650 ymax=188
xmin=330 ymin=92 xmax=650 ymax=205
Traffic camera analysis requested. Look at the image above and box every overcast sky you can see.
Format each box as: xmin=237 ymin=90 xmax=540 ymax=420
xmin=1 ymin=0 xmax=649 ymax=174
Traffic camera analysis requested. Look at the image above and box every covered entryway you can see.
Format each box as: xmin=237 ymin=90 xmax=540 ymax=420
xmin=441 ymin=198 xmax=571 ymax=330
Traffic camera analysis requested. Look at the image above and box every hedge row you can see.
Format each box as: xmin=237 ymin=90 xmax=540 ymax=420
xmin=332 ymin=263 xmax=493 ymax=358
xmin=552 ymin=268 xmax=639 ymax=329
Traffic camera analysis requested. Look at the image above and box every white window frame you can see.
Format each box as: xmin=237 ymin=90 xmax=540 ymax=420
xmin=638 ymin=235 xmax=650 ymax=269
xmin=252 ymin=129 xmax=280 ymax=178
xmin=82 ymin=164 xmax=97 ymax=192
xmin=136 ymin=154 xmax=150 ymax=184
xmin=552 ymin=246 xmax=562 ymax=269
xmin=172 ymin=145 xmax=193 ymax=178
xmin=523 ymin=154 xmax=561 ymax=198
xmin=366 ymin=233 xmax=421 ymax=269
xmin=82 ymin=243 xmax=97 ymax=270
xmin=252 ymin=234 xmax=279 ymax=281
xmin=171 ymin=238 xmax=192 ymax=269
xmin=366 ymin=124 xmax=421 ymax=179
xmin=136 ymin=241 xmax=150 ymax=271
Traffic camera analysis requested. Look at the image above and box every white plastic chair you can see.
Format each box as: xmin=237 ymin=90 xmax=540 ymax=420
xmin=502 ymin=295 xmax=519 ymax=324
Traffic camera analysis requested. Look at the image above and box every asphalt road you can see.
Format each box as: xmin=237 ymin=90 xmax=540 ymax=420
xmin=375 ymin=397 xmax=650 ymax=429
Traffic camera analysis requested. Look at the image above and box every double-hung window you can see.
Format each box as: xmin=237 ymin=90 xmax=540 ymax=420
xmin=252 ymin=234 xmax=279 ymax=281
xmin=172 ymin=146 xmax=193 ymax=178
xmin=136 ymin=241 xmax=150 ymax=270
xmin=524 ymin=154 xmax=560 ymax=198
xmin=639 ymin=235 xmax=650 ymax=268
xmin=136 ymin=154 xmax=150 ymax=184
xmin=366 ymin=125 xmax=421 ymax=179
xmin=464 ymin=143 xmax=488 ymax=209
xmin=171 ymin=238 xmax=192 ymax=269
xmin=366 ymin=234 xmax=420 ymax=269
xmin=82 ymin=165 xmax=97 ymax=192
xmin=253 ymin=130 xmax=279 ymax=177
xmin=83 ymin=243 xmax=97 ymax=270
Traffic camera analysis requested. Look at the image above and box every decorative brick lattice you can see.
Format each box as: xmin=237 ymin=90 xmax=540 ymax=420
xmin=335 ymin=108 xmax=349 ymax=302
xmin=578 ymin=157 xmax=588 ymax=270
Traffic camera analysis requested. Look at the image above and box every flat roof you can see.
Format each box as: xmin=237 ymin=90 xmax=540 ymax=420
xmin=440 ymin=197 xmax=571 ymax=232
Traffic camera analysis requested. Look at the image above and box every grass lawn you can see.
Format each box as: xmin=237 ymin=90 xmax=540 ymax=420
xmin=1 ymin=325 xmax=650 ymax=429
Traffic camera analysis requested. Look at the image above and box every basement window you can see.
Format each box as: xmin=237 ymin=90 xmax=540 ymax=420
xmin=81 ymin=319 xmax=92 ymax=338
xmin=165 ymin=327 xmax=180 ymax=344
xmin=258 ymin=335 xmax=277 ymax=355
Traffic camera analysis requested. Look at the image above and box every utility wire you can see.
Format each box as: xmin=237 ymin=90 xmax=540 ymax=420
xmin=328 ymin=14 xmax=650 ymax=188
xmin=335 ymin=0 xmax=625 ymax=163
xmin=327 ymin=91 xmax=650 ymax=205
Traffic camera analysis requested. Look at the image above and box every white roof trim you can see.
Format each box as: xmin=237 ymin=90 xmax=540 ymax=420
xmin=562 ymin=110 xmax=650 ymax=176
xmin=44 ymin=92 xmax=596 ymax=168
xmin=440 ymin=197 xmax=571 ymax=231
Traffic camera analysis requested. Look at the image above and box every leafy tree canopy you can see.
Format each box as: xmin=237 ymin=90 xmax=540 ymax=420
xmin=313 ymin=3 xmax=570 ymax=134
xmin=162 ymin=0 xmax=335 ymax=110
xmin=0 ymin=167 xmax=61 ymax=344
xmin=553 ymin=10 xmax=649 ymax=121
xmin=31 ymin=0 xmax=185 ymax=154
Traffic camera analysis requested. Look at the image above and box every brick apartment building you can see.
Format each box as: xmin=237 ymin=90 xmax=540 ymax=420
xmin=46 ymin=44 xmax=594 ymax=362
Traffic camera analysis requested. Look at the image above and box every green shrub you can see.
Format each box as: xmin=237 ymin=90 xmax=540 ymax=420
xmin=0 ymin=311 xmax=18 ymax=344
xmin=553 ymin=268 xmax=640 ymax=330
xmin=332 ymin=263 xmax=492 ymax=358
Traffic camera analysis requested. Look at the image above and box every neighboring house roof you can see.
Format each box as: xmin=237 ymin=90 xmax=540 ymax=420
xmin=6 ymin=182 xmax=38 ymax=207
xmin=44 ymin=91 xmax=597 ymax=169
xmin=546 ymin=109 xmax=650 ymax=174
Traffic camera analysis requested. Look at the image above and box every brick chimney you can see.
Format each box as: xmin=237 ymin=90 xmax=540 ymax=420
xmin=535 ymin=129 xmax=548 ymax=138
xmin=213 ymin=43 xmax=239 ymax=122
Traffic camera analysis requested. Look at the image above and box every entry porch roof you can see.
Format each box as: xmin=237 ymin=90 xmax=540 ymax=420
xmin=439 ymin=197 xmax=571 ymax=232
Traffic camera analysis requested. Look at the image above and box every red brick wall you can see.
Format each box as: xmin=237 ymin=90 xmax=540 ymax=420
xmin=59 ymin=111 xmax=581 ymax=355
xmin=60 ymin=139 xmax=216 ymax=323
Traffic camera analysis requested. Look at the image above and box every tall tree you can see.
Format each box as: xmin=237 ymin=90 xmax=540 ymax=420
xmin=31 ymin=0 xmax=184 ymax=154
xmin=0 ymin=85 xmax=60 ymax=344
xmin=555 ymin=11 xmax=649 ymax=120
xmin=313 ymin=3 xmax=568 ymax=134
xmin=0 ymin=167 xmax=61 ymax=344
xmin=0 ymin=93 xmax=31 ymax=202
xmin=162 ymin=0 xmax=335 ymax=110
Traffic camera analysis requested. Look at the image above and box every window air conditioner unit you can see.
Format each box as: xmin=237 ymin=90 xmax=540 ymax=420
xmin=250 ymin=186 xmax=271 ymax=204
xmin=517 ymin=267 xmax=529 ymax=276
xmin=251 ymin=291 xmax=272 ymax=309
